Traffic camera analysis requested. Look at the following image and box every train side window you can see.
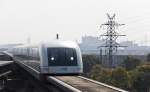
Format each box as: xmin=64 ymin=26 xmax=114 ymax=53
xmin=29 ymin=48 xmax=31 ymax=56
xmin=32 ymin=48 xmax=40 ymax=60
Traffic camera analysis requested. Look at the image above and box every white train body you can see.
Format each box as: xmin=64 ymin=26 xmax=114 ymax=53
xmin=11 ymin=41 xmax=83 ymax=75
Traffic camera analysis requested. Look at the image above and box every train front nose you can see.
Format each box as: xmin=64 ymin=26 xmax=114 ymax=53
xmin=41 ymin=66 xmax=82 ymax=75
xmin=47 ymin=48 xmax=78 ymax=67
xmin=45 ymin=47 xmax=81 ymax=74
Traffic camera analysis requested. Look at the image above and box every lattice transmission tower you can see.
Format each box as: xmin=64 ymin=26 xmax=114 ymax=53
xmin=99 ymin=14 xmax=126 ymax=67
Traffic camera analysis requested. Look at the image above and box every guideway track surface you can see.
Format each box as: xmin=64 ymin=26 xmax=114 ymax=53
xmin=52 ymin=76 xmax=128 ymax=92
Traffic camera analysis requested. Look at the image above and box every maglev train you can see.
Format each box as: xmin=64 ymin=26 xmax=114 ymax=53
xmin=9 ymin=41 xmax=83 ymax=75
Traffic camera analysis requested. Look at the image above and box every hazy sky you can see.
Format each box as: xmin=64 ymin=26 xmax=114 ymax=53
xmin=0 ymin=0 xmax=150 ymax=44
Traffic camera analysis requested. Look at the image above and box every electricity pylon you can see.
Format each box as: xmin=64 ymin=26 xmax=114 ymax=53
xmin=99 ymin=14 xmax=126 ymax=67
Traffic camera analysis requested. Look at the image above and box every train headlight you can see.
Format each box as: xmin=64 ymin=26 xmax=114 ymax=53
xmin=70 ymin=57 xmax=74 ymax=61
xmin=51 ymin=57 xmax=55 ymax=61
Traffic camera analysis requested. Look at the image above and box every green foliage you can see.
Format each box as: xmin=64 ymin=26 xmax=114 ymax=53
xmin=111 ymin=67 xmax=130 ymax=89
xmin=82 ymin=55 xmax=100 ymax=74
xmin=131 ymin=65 xmax=150 ymax=92
xmin=84 ymin=55 xmax=150 ymax=91
xmin=147 ymin=53 xmax=150 ymax=62
xmin=122 ymin=56 xmax=141 ymax=70
xmin=89 ymin=64 xmax=111 ymax=83
xmin=137 ymin=64 xmax=150 ymax=72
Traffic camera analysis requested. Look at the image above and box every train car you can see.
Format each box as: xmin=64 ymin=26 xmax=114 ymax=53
xmin=10 ymin=41 xmax=83 ymax=75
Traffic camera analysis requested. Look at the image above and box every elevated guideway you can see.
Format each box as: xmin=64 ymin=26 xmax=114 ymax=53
xmin=4 ymin=51 xmax=128 ymax=92
xmin=0 ymin=61 xmax=13 ymax=67
xmin=0 ymin=52 xmax=13 ymax=78
xmin=0 ymin=53 xmax=14 ymax=91
xmin=0 ymin=61 xmax=13 ymax=78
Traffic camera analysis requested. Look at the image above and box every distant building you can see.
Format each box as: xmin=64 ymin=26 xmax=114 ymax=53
xmin=79 ymin=36 xmax=150 ymax=55
xmin=79 ymin=36 xmax=104 ymax=55
xmin=79 ymin=36 xmax=150 ymax=67
xmin=0 ymin=44 xmax=23 ymax=51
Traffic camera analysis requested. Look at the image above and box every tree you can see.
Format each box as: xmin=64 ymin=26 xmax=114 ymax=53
xmin=89 ymin=64 xmax=112 ymax=83
xmin=132 ymin=65 xmax=150 ymax=92
xmin=147 ymin=53 xmax=150 ymax=62
xmin=122 ymin=56 xmax=141 ymax=70
xmin=82 ymin=55 xmax=100 ymax=74
xmin=111 ymin=67 xmax=130 ymax=89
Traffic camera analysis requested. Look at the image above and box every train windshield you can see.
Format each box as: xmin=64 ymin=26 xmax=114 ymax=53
xmin=47 ymin=48 xmax=77 ymax=66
